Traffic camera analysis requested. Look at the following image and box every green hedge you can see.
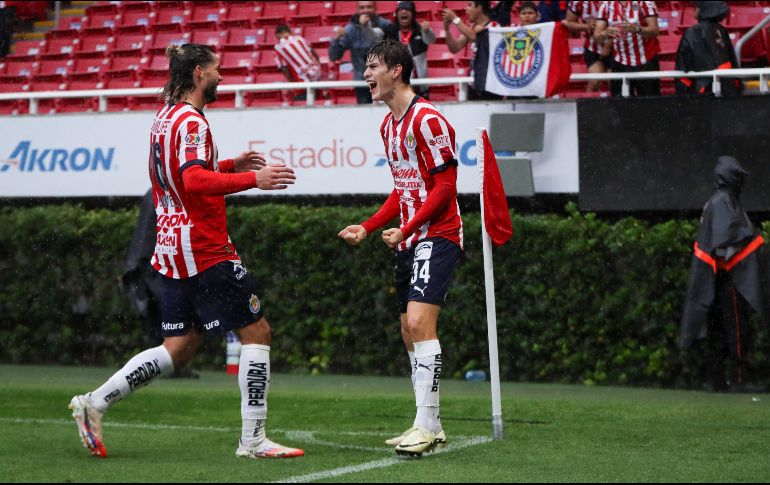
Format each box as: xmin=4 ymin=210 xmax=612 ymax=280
xmin=1 ymin=204 xmax=768 ymax=388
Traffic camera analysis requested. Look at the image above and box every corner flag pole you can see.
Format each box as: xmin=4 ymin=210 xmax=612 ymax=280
xmin=477 ymin=127 xmax=504 ymax=440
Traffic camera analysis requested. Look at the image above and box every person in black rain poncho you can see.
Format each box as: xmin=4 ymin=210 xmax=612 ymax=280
xmin=675 ymin=1 xmax=742 ymax=97
xmin=680 ymin=156 xmax=767 ymax=393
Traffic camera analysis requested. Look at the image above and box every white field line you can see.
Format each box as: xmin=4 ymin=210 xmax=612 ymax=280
xmin=274 ymin=436 xmax=493 ymax=484
xmin=0 ymin=417 xmax=482 ymax=445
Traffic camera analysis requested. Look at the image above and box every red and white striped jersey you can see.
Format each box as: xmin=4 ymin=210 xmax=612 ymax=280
xmin=568 ymin=1 xmax=602 ymax=53
xmin=148 ymin=102 xmax=239 ymax=279
xmin=598 ymin=1 xmax=660 ymax=66
xmin=380 ymin=96 xmax=463 ymax=251
xmin=274 ymin=35 xmax=321 ymax=82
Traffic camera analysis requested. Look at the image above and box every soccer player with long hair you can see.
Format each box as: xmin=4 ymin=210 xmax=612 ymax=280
xmin=69 ymin=43 xmax=303 ymax=460
xmin=338 ymin=39 xmax=463 ymax=457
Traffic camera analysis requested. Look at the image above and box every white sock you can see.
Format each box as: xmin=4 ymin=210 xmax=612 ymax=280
xmin=239 ymin=344 xmax=270 ymax=447
xmin=89 ymin=345 xmax=174 ymax=413
xmin=412 ymin=339 xmax=442 ymax=434
xmin=408 ymin=350 xmax=416 ymax=390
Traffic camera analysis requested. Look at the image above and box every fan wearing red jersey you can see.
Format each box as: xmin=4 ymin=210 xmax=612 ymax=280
xmin=338 ymin=40 xmax=463 ymax=457
xmin=69 ymin=44 xmax=303 ymax=460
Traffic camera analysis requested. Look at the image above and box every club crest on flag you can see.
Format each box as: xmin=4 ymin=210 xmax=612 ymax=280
xmin=493 ymin=28 xmax=544 ymax=89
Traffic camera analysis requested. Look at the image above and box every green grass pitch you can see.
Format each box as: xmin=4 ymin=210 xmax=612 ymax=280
xmin=1 ymin=364 xmax=769 ymax=482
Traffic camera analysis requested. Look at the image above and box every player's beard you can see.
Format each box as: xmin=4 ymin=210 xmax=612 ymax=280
xmin=203 ymin=80 xmax=218 ymax=104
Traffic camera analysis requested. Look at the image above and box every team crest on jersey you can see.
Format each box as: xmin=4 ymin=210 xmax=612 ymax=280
xmin=249 ymin=294 xmax=261 ymax=314
xmin=185 ymin=134 xmax=201 ymax=146
xmin=493 ymin=28 xmax=545 ymax=89
xmin=404 ymin=133 xmax=417 ymax=150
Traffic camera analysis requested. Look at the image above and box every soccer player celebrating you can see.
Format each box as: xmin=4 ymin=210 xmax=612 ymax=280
xmin=69 ymin=43 xmax=303 ymax=460
xmin=338 ymin=40 xmax=463 ymax=457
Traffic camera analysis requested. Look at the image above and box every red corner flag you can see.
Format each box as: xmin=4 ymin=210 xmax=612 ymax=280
xmin=479 ymin=130 xmax=513 ymax=247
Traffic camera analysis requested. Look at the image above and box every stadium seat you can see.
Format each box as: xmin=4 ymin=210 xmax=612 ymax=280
xmin=224 ymin=3 xmax=264 ymax=27
xmin=73 ymin=57 xmax=109 ymax=75
xmin=104 ymin=70 xmax=139 ymax=89
xmin=226 ymin=28 xmax=265 ymax=50
xmin=255 ymin=71 xmax=286 ymax=84
xmin=77 ymin=29 xmax=114 ymax=57
xmin=57 ymin=96 xmax=100 ymax=113
xmin=220 ymin=66 xmax=254 ymax=84
xmin=728 ymin=6 xmax=770 ymax=30
xmin=120 ymin=10 xmax=155 ymax=30
xmin=326 ymin=1 xmax=358 ymax=24
xmin=0 ymin=75 xmax=29 ymax=92
xmin=294 ymin=2 xmax=334 ymax=26
xmin=38 ymin=59 xmax=71 ymax=77
xmin=148 ymin=55 xmax=170 ymax=72
xmin=129 ymin=95 xmax=164 ymax=111
xmin=189 ymin=4 xmax=227 ymax=27
xmin=244 ymin=90 xmax=284 ymax=107
xmin=10 ymin=40 xmax=43 ymax=58
xmin=68 ymin=72 xmax=102 ymax=90
xmin=730 ymin=31 xmax=768 ymax=64
xmin=568 ymin=38 xmax=585 ymax=62
xmin=191 ymin=30 xmax=228 ymax=50
xmin=329 ymin=88 xmax=358 ymax=105
xmin=658 ymin=35 xmax=681 ymax=61
xmin=88 ymin=11 xmax=119 ymax=30
xmin=151 ymin=32 xmax=191 ymax=55
xmin=113 ymin=33 xmax=153 ymax=55
xmin=255 ymin=52 xmax=280 ymax=73
xmin=221 ymin=50 xmax=262 ymax=70
xmin=427 ymin=48 xmax=457 ymax=68
xmin=303 ymin=26 xmax=335 ymax=48
xmin=110 ymin=55 xmax=149 ymax=72
xmin=154 ymin=2 xmax=191 ymax=30
xmin=43 ymin=37 xmax=77 ymax=57
xmin=429 ymin=66 xmax=467 ymax=78
xmin=259 ymin=2 xmax=297 ymax=25
xmin=140 ymin=68 xmax=168 ymax=88
xmin=3 ymin=59 xmax=36 ymax=78
xmin=207 ymin=92 xmax=236 ymax=109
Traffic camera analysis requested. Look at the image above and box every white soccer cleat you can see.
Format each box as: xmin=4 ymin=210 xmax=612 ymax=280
xmin=69 ymin=394 xmax=107 ymax=458
xmin=386 ymin=427 xmax=446 ymax=447
xmin=394 ymin=427 xmax=440 ymax=457
xmin=235 ymin=438 xmax=305 ymax=459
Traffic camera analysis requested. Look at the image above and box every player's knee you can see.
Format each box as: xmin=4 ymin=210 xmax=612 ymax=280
xmin=406 ymin=314 xmax=428 ymax=337
xmin=238 ymin=318 xmax=271 ymax=346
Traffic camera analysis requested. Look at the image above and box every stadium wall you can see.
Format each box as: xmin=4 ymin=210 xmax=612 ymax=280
xmin=0 ymin=101 xmax=579 ymax=197
xmin=1 ymin=203 xmax=769 ymax=389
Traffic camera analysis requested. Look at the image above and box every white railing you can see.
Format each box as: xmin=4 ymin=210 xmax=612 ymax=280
xmin=1 ymin=67 xmax=769 ymax=114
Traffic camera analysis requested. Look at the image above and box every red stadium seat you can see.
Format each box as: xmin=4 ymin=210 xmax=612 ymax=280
xmin=225 ymin=2 xmax=264 ymax=27
xmin=110 ymin=55 xmax=149 ymax=72
xmin=568 ymin=38 xmax=585 ymax=61
xmin=155 ymin=2 xmax=191 ymax=29
xmin=190 ymin=4 xmax=227 ymax=24
xmin=43 ymin=37 xmax=77 ymax=56
xmin=429 ymin=66 xmax=467 ymax=78
xmin=677 ymin=6 xmax=698 ymax=34
xmin=129 ymin=95 xmax=164 ymax=111
xmin=294 ymin=2 xmax=333 ymax=26
xmin=151 ymin=32 xmax=191 ymax=55
xmin=329 ymin=88 xmax=358 ymax=105
xmin=728 ymin=6 xmax=770 ymax=30
xmin=3 ymin=59 xmax=36 ymax=77
xmin=658 ymin=35 xmax=681 ymax=61
xmin=255 ymin=51 xmax=280 ymax=73
xmin=255 ymin=71 xmax=286 ymax=84
xmin=104 ymin=70 xmax=139 ymax=89
xmin=220 ymin=67 xmax=254 ymax=84
xmin=113 ymin=33 xmax=153 ymax=55
xmin=121 ymin=10 xmax=155 ymax=29
xmin=259 ymin=2 xmax=297 ymax=25
xmin=244 ymin=90 xmax=284 ymax=107
xmin=38 ymin=59 xmax=71 ymax=77
xmin=427 ymin=48 xmax=456 ymax=68
xmin=191 ymin=30 xmax=228 ymax=50
xmin=10 ymin=40 xmax=43 ymax=57
xmin=68 ymin=72 xmax=102 ymax=90
xmin=141 ymin=68 xmax=168 ymax=87
xmin=730 ymin=31 xmax=768 ymax=64
xmin=226 ymin=28 xmax=265 ymax=50
xmin=88 ymin=12 xmax=119 ymax=30
xmin=207 ymin=92 xmax=236 ymax=109
xmin=0 ymin=75 xmax=29 ymax=92
xmin=57 ymin=16 xmax=87 ymax=31
xmin=221 ymin=50 xmax=262 ymax=69
xmin=77 ymin=30 xmax=114 ymax=57
xmin=148 ymin=55 xmax=170 ymax=71
xmin=57 ymin=96 xmax=100 ymax=113
xmin=303 ymin=26 xmax=335 ymax=48
xmin=73 ymin=57 xmax=109 ymax=75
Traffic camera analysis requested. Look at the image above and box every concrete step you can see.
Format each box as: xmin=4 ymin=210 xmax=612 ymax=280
xmin=33 ymin=19 xmax=55 ymax=32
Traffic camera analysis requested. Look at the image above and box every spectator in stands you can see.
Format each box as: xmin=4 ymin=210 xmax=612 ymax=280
xmin=675 ymin=1 xmax=742 ymax=97
xmin=0 ymin=5 xmax=14 ymax=58
xmin=386 ymin=1 xmax=436 ymax=98
xmin=274 ymin=25 xmax=322 ymax=101
xmin=443 ymin=1 xmax=503 ymax=100
xmin=329 ymin=1 xmax=393 ymax=104
xmin=594 ymin=1 xmax=661 ymax=97
xmin=538 ymin=0 xmax=566 ymax=22
xmin=516 ymin=1 xmax=540 ymax=26
xmin=562 ymin=1 xmax=610 ymax=93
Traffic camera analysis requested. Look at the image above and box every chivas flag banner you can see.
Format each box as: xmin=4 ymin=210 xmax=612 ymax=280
xmin=485 ymin=22 xmax=571 ymax=98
